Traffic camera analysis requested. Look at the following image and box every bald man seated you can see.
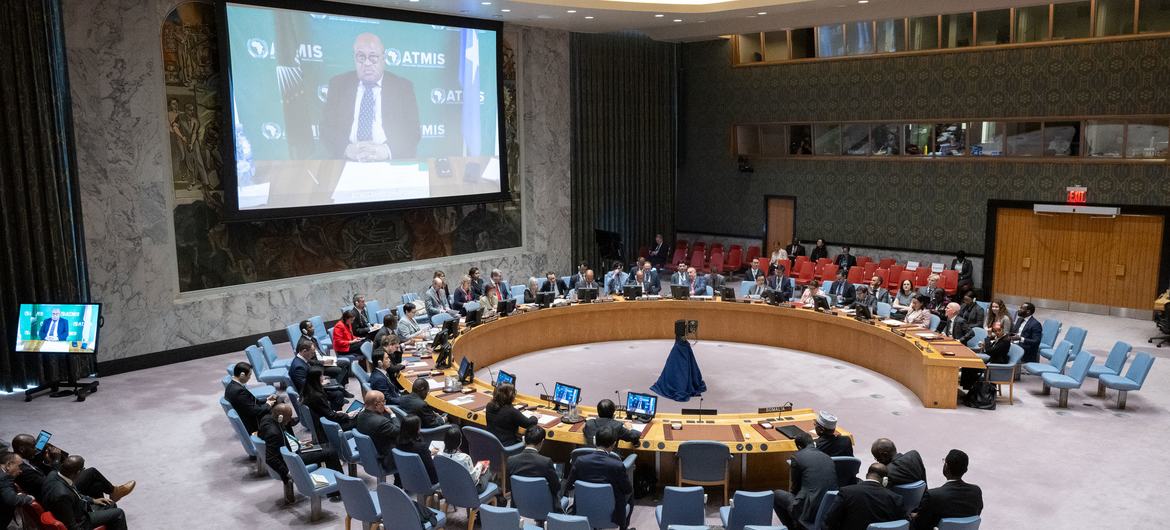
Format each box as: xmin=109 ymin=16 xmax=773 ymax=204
xmin=10 ymin=434 xmax=134 ymax=504
xmin=352 ymin=390 xmax=401 ymax=471
xmin=41 ymin=455 xmax=128 ymax=530
xmin=319 ymin=32 xmax=421 ymax=161
xmin=257 ymin=403 xmax=342 ymax=503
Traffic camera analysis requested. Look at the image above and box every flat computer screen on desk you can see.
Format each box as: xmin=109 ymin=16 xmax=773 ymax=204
xmin=626 ymin=392 xmax=657 ymax=417
xmin=553 ymin=382 xmax=581 ymax=407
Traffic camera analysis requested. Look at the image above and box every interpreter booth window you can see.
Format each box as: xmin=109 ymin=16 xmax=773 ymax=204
xmin=870 ymin=124 xmax=901 ymax=155
xmin=1053 ymin=1 xmax=1093 ymax=39
xmin=737 ymin=33 xmax=764 ymax=64
xmin=933 ymin=123 xmax=966 ymax=156
xmin=1005 ymin=122 xmax=1044 ymax=157
xmin=976 ymin=9 xmax=1012 ymax=45
xmin=734 ymin=125 xmax=761 ymax=155
xmin=1084 ymin=121 xmax=1126 ymax=157
xmin=788 ymin=125 xmax=813 ymax=155
xmin=1126 ymin=121 xmax=1170 ymax=158
xmin=1043 ymin=122 xmax=1081 ymax=156
xmin=817 ymin=24 xmax=846 ymax=57
xmin=847 ymin=21 xmax=875 ymax=55
xmin=1096 ymin=0 xmax=1136 ymax=36
xmin=842 ymin=124 xmax=872 ymax=155
xmin=1139 ymin=0 xmax=1170 ymax=33
xmin=763 ymin=31 xmax=790 ymax=61
xmin=904 ymin=124 xmax=933 ymax=155
xmin=814 ymin=124 xmax=843 ymax=155
xmin=875 ymin=19 xmax=906 ymax=53
xmin=941 ymin=12 xmax=974 ymax=48
xmin=791 ymin=28 xmax=817 ymax=59
xmin=759 ymin=125 xmax=787 ymax=157
xmin=910 ymin=16 xmax=939 ymax=50
xmin=968 ymin=121 xmax=1005 ymax=156
xmin=1015 ymin=5 xmax=1051 ymax=42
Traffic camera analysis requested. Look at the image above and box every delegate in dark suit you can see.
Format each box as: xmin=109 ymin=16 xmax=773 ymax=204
xmin=507 ymin=447 xmax=562 ymax=509
xmin=540 ymin=278 xmax=571 ymax=297
xmin=828 ymin=280 xmax=856 ymax=306
xmin=257 ymin=414 xmax=341 ymax=482
xmin=773 ymin=444 xmax=838 ymax=529
xmin=887 ymin=450 xmax=927 ymax=487
xmin=562 ymin=450 xmax=632 ymax=528
xmin=581 ymin=418 xmax=640 ymax=446
xmin=289 ymin=355 xmax=310 ymax=394
xmin=41 ymin=471 xmax=127 ymax=530
xmin=936 ymin=315 xmax=974 ymax=345
xmin=368 ymin=368 xmax=399 ymax=401
xmin=982 ymin=335 xmax=1012 ymax=364
xmin=318 ymin=71 xmax=420 ymax=160
xmin=1013 ymin=316 xmax=1043 ymax=363
xmin=37 ymin=318 xmax=70 ymax=341
xmin=486 ymin=402 xmax=537 ymax=447
xmin=767 ymin=275 xmax=794 ymax=301
xmin=397 ymin=393 xmax=445 ymax=428
xmin=224 ymin=380 xmax=270 ymax=434
xmin=815 ymin=433 xmax=854 ymax=458
xmin=1 ymin=474 xmax=32 ymax=530
xmin=353 ymin=409 xmax=401 ymax=470
xmin=913 ymin=480 xmax=983 ymax=530
xmin=825 ymin=480 xmax=904 ymax=530
xmin=835 ymin=254 xmax=857 ymax=270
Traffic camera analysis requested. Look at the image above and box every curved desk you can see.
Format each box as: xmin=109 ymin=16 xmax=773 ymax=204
xmin=398 ymin=299 xmax=981 ymax=490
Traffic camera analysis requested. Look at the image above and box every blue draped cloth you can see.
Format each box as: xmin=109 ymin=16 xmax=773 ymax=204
xmin=651 ymin=338 xmax=707 ymax=402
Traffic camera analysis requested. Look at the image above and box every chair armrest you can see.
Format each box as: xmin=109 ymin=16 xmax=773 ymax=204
xmin=503 ymin=441 xmax=525 ymax=456
xmin=622 ymin=454 xmax=637 ymax=471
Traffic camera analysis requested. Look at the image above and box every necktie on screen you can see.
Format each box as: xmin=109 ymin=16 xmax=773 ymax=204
xmin=357 ymin=82 xmax=376 ymax=142
xmin=48 ymin=321 xmax=58 ymax=339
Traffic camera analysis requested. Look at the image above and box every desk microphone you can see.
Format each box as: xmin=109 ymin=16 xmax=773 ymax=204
xmin=536 ymin=382 xmax=551 ymax=408
xmin=697 ymin=394 xmax=704 ymax=423
xmin=488 ymin=368 xmax=497 ymax=387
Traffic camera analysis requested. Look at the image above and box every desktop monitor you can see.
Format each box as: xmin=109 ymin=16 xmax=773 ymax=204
xmin=465 ymin=307 xmax=484 ymax=327
xmin=443 ymin=317 xmax=460 ymax=337
xmin=720 ymin=286 xmax=736 ymax=301
xmin=14 ymin=303 xmax=102 ymax=354
xmin=458 ymin=357 xmax=475 ymax=383
xmin=535 ymin=291 xmax=555 ymax=308
xmin=495 ymin=370 xmax=515 ymax=387
xmin=625 ymin=392 xmax=658 ymax=418
xmin=853 ymin=303 xmax=874 ymax=320
xmin=670 ymin=285 xmax=690 ymax=300
xmin=576 ymin=287 xmax=599 ymax=303
xmin=497 ymin=298 xmax=516 ymax=316
xmin=813 ymin=295 xmax=832 ymax=312
xmin=622 ymin=285 xmax=643 ymax=299
xmin=552 ymin=382 xmax=581 ymax=407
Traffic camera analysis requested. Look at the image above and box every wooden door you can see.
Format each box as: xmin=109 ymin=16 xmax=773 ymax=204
xmin=766 ymin=197 xmax=795 ymax=257
xmin=1067 ymin=215 xmax=1115 ymax=306
xmin=1107 ymin=215 xmax=1164 ymax=310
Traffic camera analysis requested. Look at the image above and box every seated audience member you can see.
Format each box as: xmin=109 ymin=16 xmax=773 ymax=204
xmin=810 ymin=239 xmax=829 ymax=261
xmin=628 ymin=269 xmax=652 ymax=296
xmin=937 ymin=302 xmax=974 ymax=344
xmin=41 ymin=456 xmax=128 ymax=530
xmin=370 ymin=337 xmax=405 ymax=396
xmin=984 ymin=299 xmax=1012 ymax=332
xmin=351 ymin=294 xmax=379 ymax=339
xmin=869 ymin=275 xmax=891 ymax=305
xmin=224 ymin=361 xmax=277 ymax=433
xmin=439 ymin=427 xmax=490 ymax=492
xmin=425 ymin=277 xmax=459 ymax=320
xmin=773 ymin=432 xmax=838 ymax=530
xmin=11 ymin=435 xmax=133 ymax=503
xmin=771 ymin=246 xmax=789 ymax=268
xmin=395 ymin=416 xmax=438 ymax=485
xmin=912 ymin=449 xmax=983 ymax=530
xmin=396 ymin=303 xmax=425 ymax=342
xmin=562 ymin=428 xmax=633 ymax=530
xmin=871 ymin=438 xmax=927 ymax=487
xmin=1010 ymin=302 xmax=1043 ymax=364
xmin=824 ymin=463 xmax=904 ymax=530
xmin=569 ymin=262 xmax=590 ymax=290
xmin=296 ymin=319 xmax=327 ymax=355
xmin=430 ymin=270 xmax=451 ymax=304
xmin=687 ymin=267 xmax=708 ymax=296
xmin=903 ymin=295 xmax=933 ymax=328
xmin=957 ymin=291 xmax=984 ymax=328
xmin=290 ymin=340 xmax=350 ymax=394
xmin=523 ymin=277 xmax=541 ymax=304
xmin=813 ymin=411 xmax=853 ymax=457
xmin=980 ymin=323 xmax=1011 ymax=364
xmin=371 ymin=312 xmax=398 ymax=353
xmin=453 ymin=275 xmax=475 ymax=314
xmin=853 ymin=285 xmax=877 ymax=314
xmin=767 ymin=270 xmax=794 ymax=301
xmin=670 ymin=262 xmax=689 ymax=286
xmin=918 ymin=274 xmax=943 ymax=299
xmin=800 ymin=279 xmax=824 ymax=305
xmin=748 ymin=274 xmax=769 ymax=296
xmin=891 ymin=280 xmax=916 ymax=318
xmin=927 ymin=288 xmax=949 ymax=313
xmin=648 ymin=233 xmax=668 ymax=267
xmin=1 ymin=452 xmax=34 ymax=529
xmin=258 ymin=403 xmax=342 ymax=502
xmin=574 ymin=269 xmax=600 ymax=291
xmin=787 ymin=237 xmax=806 ymax=259
xmin=469 ymin=267 xmax=487 ymax=298
xmin=399 ymin=379 xmax=447 ymax=428
xmin=332 ymin=309 xmax=364 ymax=358
xmin=835 ymin=245 xmax=857 ymax=270
xmin=950 ymin=251 xmax=974 ymax=291
xmin=541 ymin=271 xmax=571 ymax=297
xmin=640 ymin=261 xmax=660 ymax=291
xmin=489 ymin=268 xmax=511 ymax=298
xmin=828 ymin=268 xmax=857 ymax=307
xmin=353 ymin=391 xmax=401 ymax=471
xmin=485 ymin=383 xmax=537 ymax=446
xmin=507 ymin=426 xmax=562 ymax=514
xmin=604 ymin=261 xmax=628 ymax=296
xmin=745 ymin=258 xmax=766 ymax=281
xmin=706 ymin=270 xmax=727 ymax=293
xmin=479 ymin=284 xmax=501 ymax=318
xmin=583 ymin=400 xmax=640 ymax=446
xmin=302 ymin=367 xmax=355 ymax=441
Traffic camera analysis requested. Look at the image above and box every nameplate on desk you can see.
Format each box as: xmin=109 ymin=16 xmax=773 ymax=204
xmin=681 ymin=408 xmax=718 ymax=416
xmin=757 ymin=405 xmax=794 ymax=414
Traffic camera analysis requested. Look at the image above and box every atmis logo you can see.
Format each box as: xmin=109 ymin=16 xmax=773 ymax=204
xmin=385 ymin=48 xmax=446 ymax=68
xmin=245 ymin=38 xmax=323 ymax=62
xmin=420 ymin=124 xmax=446 ymax=138
xmin=261 ymin=122 xmax=284 ymax=140
xmin=246 ymin=38 xmax=269 ymax=59
xmin=430 ymin=89 xmax=487 ymax=105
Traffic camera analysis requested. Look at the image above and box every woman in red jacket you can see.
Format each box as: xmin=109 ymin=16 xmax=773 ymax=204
xmin=331 ymin=309 xmax=363 ymax=355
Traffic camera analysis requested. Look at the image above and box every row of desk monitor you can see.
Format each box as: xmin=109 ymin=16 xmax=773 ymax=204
xmin=488 ymin=369 xmax=658 ymax=417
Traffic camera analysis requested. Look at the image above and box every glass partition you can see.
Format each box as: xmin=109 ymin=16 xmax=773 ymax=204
xmin=876 ymin=19 xmax=906 ymax=53
xmin=1084 ymin=121 xmax=1126 ymax=157
xmin=1016 ymin=5 xmax=1051 ymax=42
xmin=814 ymin=124 xmax=842 ymax=155
xmin=760 ymin=125 xmax=787 ymax=157
xmin=1043 ymin=121 xmax=1081 ymax=156
xmin=789 ymin=125 xmax=813 ymax=154
xmin=905 ymin=124 xmax=933 ymax=155
xmin=734 ymin=125 xmax=760 ymax=155
xmin=1006 ymin=122 xmax=1045 ymax=156
xmin=1052 ymin=1 xmax=1092 ymax=39
xmin=1096 ymin=0 xmax=1136 ymax=36
xmin=842 ymin=124 xmax=872 ymax=155
xmin=818 ymin=24 xmax=846 ymax=57
xmin=847 ymin=21 xmax=876 ymax=55
xmin=871 ymin=124 xmax=901 ymax=155
xmin=763 ymin=31 xmax=790 ymax=61
xmin=969 ymin=121 xmax=1005 ymax=156
xmin=737 ymin=33 xmax=764 ymax=63
xmin=933 ymin=123 xmax=966 ymax=156
xmin=910 ymin=16 xmax=939 ymax=50
xmin=1139 ymin=0 xmax=1170 ymax=33
xmin=941 ymin=12 xmax=974 ymax=48
xmin=976 ymin=9 xmax=1012 ymax=45
xmin=791 ymin=28 xmax=817 ymax=59
xmin=1126 ymin=121 xmax=1170 ymax=158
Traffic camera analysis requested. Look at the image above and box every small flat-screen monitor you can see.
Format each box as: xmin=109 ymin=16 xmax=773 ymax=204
xmin=670 ymin=285 xmax=690 ymax=300
xmin=552 ymin=382 xmax=581 ymax=407
xmin=576 ymin=287 xmax=599 ymax=303
xmin=34 ymin=431 xmax=52 ymax=451
xmin=497 ymin=298 xmax=516 ymax=316
xmin=720 ymin=286 xmax=736 ymax=301
xmin=622 ymin=285 xmax=642 ymax=299
xmin=15 ymin=303 xmax=102 ymax=354
xmin=495 ymin=370 xmax=515 ymax=387
xmin=458 ymin=356 xmax=474 ymax=382
xmin=853 ymin=303 xmax=873 ymax=320
xmin=465 ymin=307 xmax=484 ymax=327
xmin=626 ymin=392 xmax=657 ymax=417
xmin=535 ymin=291 xmax=555 ymax=308
xmin=443 ymin=317 xmax=460 ymax=337
xmin=345 ymin=400 xmax=364 ymax=413
xmin=813 ymin=295 xmax=832 ymax=312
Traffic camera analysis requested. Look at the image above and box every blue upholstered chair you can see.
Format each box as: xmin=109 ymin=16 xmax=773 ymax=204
xmin=876 ymin=301 xmax=892 ymax=318
xmin=463 ymin=301 xmax=482 ymax=316
xmin=965 ymin=327 xmax=987 ymax=352
xmin=1041 ymin=326 xmax=1085 ymax=361
xmin=1099 ymin=352 xmax=1155 ymax=409
xmin=803 ymin=490 xmax=838 ymax=530
xmin=402 ymin=293 xmax=420 ymax=304
xmin=867 ymin=521 xmax=909 ymax=529
xmin=677 ymin=440 xmax=732 ymax=504
xmin=831 ymin=456 xmax=861 ymax=487
xmin=479 ymin=505 xmax=540 ymax=530
xmin=719 ymin=490 xmax=774 ymax=530
xmin=434 ymin=454 xmax=500 ymax=528
xmin=220 ymin=375 xmax=275 ymax=399
xmin=285 ymin=323 xmax=303 ymax=348
xmin=1041 ymin=353 xmax=1096 ymax=408
xmin=891 ymin=480 xmax=926 ymax=516
xmin=359 ymin=341 xmax=374 ymax=365
xmin=295 ymin=402 xmax=318 ymax=444
xmin=374 ymin=308 xmax=391 ymax=326
xmin=351 ymin=362 xmax=371 ymax=397
xmin=928 ymin=314 xmax=941 ymax=332
xmin=351 ymin=430 xmax=392 ymax=482
xmin=336 ymin=473 xmax=381 ymax=530
xmin=366 ymin=299 xmax=383 ymax=318
xmin=1022 ymin=341 xmax=1073 ymax=386
xmin=574 ymin=481 xmax=628 ymax=529
xmin=218 ymin=396 xmax=233 ymax=416
xmin=937 ymin=515 xmax=982 ymax=529
xmin=257 ymin=335 xmax=291 ymax=368
xmin=1086 ymin=340 xmax=1132 ymax=396
xmin=378 ymin=482 xmax=446 ymax=530
xmin=821 ymin=281 xmax=833 ymax=295
xmin=656 ymin=486 xmax=706 ymax=530
xmin=546 ymin=513 xmax=591 ymax=530
xmin=463 ymin=426 xmax=524 ymax=494
xmin=319 ymin=417 xmax=359 ymax=476
xmin=975 ymin=301 xmax=989 ymax=313
xmin=280 ymin=447 xmax=340 ymax=522
xmin=392 ymin=448 xmax=440 ymax=507
xmin=986 ymin=344 xmax=1025 ymax=405
xmin=245 ymin=345 xmax=292 ymax=388
xmin=509 ymin=284 xmax=527 ymax=301
xmin=431 ymin=312 xmax=454 ymax=328
xmin=224 ymin=409 xmax=256 ymax=459
xmin=511 ymin=475 xmax=570 ymax=522
xmin=740 ymin=281 xmax=756 ymax=297
xmin=309 ymin=315 xmax=333 ymax=350
xmin=1039 ymin=319 xmax=1063 ymax=350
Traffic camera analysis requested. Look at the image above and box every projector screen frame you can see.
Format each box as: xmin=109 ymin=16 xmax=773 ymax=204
xmin=215 ymin=0 xmax=511 ymax=221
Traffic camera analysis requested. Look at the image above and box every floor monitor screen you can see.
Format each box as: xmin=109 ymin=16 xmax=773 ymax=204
xmin=14 ymin=303 xmax=102 ymax=354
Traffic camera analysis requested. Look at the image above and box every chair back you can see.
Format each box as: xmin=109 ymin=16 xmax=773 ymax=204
xmin=866 ymin=521 xmax=910 ymax=529
xmin=297 ymin=403 xmax=318 ymax=443
xmin=1040 ymin=319 xmax=1062 ymax=348
xmin=876 ymin=302 xmax=892 ymax=318
xmin=892 ymin=480 xmax=926 ymax=516
xmin=831 ymin=456 xmax=861 ymax=487
xmin=1102 ymin=341 xmax=1132 ymax=373
xmin=393 ymin=448 xmax=436 ymax=495
xmin=937 ymin=515 xmax=982 ymax=530
xmin=462 ymin=426 xmax=507 ymax=470
xmin=374 ymin=308 xmax=391 ymax=326
xmin=225 ymin=409 xmax=257 ymax=457
xmin=724 ymin=490 xmax=774 ymax=530
xmin=377 ymin=483 xmax=429 ymax=530
xmin=352 ymin=362 xmax=370 ymax=388
xmin=480 ymin=505 xmax=522 ymax=530
xmin=862 ymin=262 xmax=879 ymax=278
xmin=434 ymin=454 xmax=481 ymax=508
xmin=940 ymin=270 xmax=958 ymax=293
xmin=218 ymin=396 xmax=233 ymax=415
xmin=966 ymin=326 xmax=987 ymax=349
xmin=846 ymin=266 xmax=863 ymax=284
xmin=726 ymin=247 xmax=743 ymax=271
xmin=464 ymin=301 xmax=482 ymax=314
xmin=897 ymin=270 xmax=914 ymax=291
xmin=929 ymin=314 xmax=941 ymax=331
xmin=574 ymin=481 xmax=617 ymax=529
xmin=402 ymin=293 xmax=420 ymax=304
xmin=677 ymin=441 xmax=729 ymax=483
xmin=1049 ymin=341 xmax=1073 ymax=369
xmin=1065 ymin=353 xmax=1095 ymax=384
xmin=509 ymin=284 xmax=527 ymax=301
xmin=360 ymin=341 xmax=374 ymax=364
xmin=365 ymin=299 xmax=382 ymax=316
xmin=913 ymin=267 xmax=930 ymax=287
xmin=885 ymin=265 xmax=904 ymax=290
xmin=336 ymin=473 xmax=380 ymax=524
xmin=709 ymin=251 xmax=725 ymax=273
xmin=808 ymin=489 xmax=838 ymax=530
xmin=658 ymin=486 xmax=706 ymax=530
xmin=245 ymin=345 xmax=270 ymax=373
xmin=821 ymin=264 xmax=839 ymax=280
xmin=286 ymin=323 xmax=304 ymax=345
xmin=1064 ymin=326 xmax=1088 ymax=356
xmin=281 ymin=447 xmax=329 ymax=497
xmin=432 ymin=312 xmax=454 ymax=328
xmin=1124 ymin=352 xmax=1156 ymax=387
xmin=511 ymin=475 xmax=557 ymax=520
xmin=258 ymin=336 xmax=279 ymax=365
xmin=351 ymin=430 xmax=389 ymax=480
xmin=320 ymin=417 xmax=357 ymax=464
xmin=547 ymin=513 xmax=592 ymax=530
xmin=309 ymin=315 xmax=330 ymax=341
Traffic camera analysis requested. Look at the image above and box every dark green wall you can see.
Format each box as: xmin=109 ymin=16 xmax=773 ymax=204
xmin=676 ymin=37 xmax=1170 ymax=254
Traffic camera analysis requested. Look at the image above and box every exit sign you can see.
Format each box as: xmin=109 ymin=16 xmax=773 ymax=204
xmin=1066 ymin=185 xmax=1087 ymax=204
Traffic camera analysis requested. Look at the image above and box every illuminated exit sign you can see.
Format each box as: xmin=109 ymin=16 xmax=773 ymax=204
xmin=1066 ymin=185 xmax=1087 ymax=204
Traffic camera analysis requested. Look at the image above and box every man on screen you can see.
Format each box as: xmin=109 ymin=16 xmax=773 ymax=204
xmin=37 ymin=309 xmax=70 ymax=342
xmin=319 ymin=33 xmax=420 ymax=162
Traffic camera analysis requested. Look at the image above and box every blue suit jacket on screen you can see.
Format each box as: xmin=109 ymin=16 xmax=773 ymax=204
xmin=37 ymin=318 xmax=70 ymax=341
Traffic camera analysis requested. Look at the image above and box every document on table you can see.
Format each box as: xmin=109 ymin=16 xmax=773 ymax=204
xmin=426 ymin=378 xmax=444 ymax=390
xmin=628 ymin=423 xmax=649 ymax=434
xmin=407 ymin=361 xmax=429 ymax=369
xmin=882 ymin=319 xmax=905 ymax=327
xmin=331 ymin=162 xmax=430 ymax=204
xmin=523 ymin=412 xmax=558 ymax=425
xmin=448 ymin=395 xmax=477 ymax=406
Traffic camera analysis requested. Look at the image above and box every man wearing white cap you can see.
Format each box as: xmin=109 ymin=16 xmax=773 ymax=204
xmin=813 ymin=411 xmax=853 ymax=457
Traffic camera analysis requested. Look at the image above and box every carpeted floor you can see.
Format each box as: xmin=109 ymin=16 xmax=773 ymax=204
xmin=1 ymin=305 xmax=1167 ymax=529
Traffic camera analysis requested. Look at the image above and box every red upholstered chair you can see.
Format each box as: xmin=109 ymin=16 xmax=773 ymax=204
xmin=913 ymin=267 xmax=931 ymax=288
xmin=693 ymin=241 xmax=706 ymax=252
xmin=846 ymin=266 xmax=864 ymax=285
xmin=744 ymin=246 xmax=761 ymax=267
xmin=856 ymin=256 xmax=873 ymax=268
xmin=638 ymin=245 xmax=649 ymax=259
xmin=793 ymin=255 xmax=809 ymax=270
xmin=711 ymin=243 xmax=724 ymax=253
xmin=940 ymin=270 xmax=959 ymax=295
xmin=886 ymin=265 xmax=905 ymax=291
xmin=878 ymin=258 xmax=896 ymax=269
xmin=25 ymin=501 xmax=108 ymax=530
xmin=676 ymin=239 xmax=688 ymax=249
xmin=898 ymin=270 xmax=915 ymax=291
xmin=874 ymin=268 xmax=889 ymax=287
xmin=725 ymin=247 xmax=743 ymax=272
xmin=821 ymin=264 xmax=839 ymax=281
xmin=816 ymin=258 xmax=831 ymax=267
xmin=796 ymin=261 xmax=815 ymax=286
xmin=862 ymin=262 xmax=879 ymax=279
xmin=730 ymin=244 xmax=743 ymax=252
xmin=671 ymin=247 xmax=688 ymax=268
xmin=689 ymin=249 xmax=705 ymax=271
xmin=709 ymin=250 xmax=725 ymax=273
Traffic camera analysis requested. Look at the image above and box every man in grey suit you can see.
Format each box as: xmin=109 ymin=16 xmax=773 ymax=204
xmin=424 ymin=277 xmax=458 ymax=320
xmin=774 ymin=432 xmax=838 ymax=529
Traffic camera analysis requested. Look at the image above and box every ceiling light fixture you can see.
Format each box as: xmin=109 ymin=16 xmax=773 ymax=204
xmin=567 ymin=9 xmax=576 ymax=13
xmin=585 ymin=16 xmax=594 ymax=19
xmin=673 ymin=19 xmax=682 ymax=22
xmin=655 ymin=14 xmax=664 ymax=18
xmin=501 ymin=8 xmax=510 ymax=12
xmin=758 ymin=12 xmax=767 ymax=15
xmin=858 ymin=0 xmax=869 ymax=3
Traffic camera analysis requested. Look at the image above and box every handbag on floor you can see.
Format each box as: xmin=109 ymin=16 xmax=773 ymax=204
xmin=962 ymin=381 xmax=997 ymax=410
